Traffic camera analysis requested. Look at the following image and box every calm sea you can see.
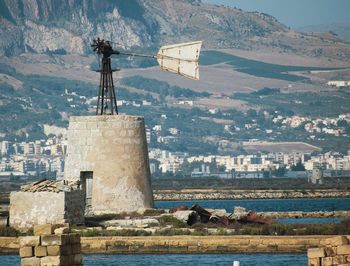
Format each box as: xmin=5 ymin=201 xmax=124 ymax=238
xmin=1 ymin=254 xmax=307 ymax=266
xmin=154 ymin=197 xmax=350 ymax=213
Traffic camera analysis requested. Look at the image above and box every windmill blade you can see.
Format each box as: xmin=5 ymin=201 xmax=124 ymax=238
xmin=156 ymin=41 xmax=202 ymax=80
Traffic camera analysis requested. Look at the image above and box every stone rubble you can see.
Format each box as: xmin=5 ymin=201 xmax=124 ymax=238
xmin=20 ymin=179 xmax=80 ymax=193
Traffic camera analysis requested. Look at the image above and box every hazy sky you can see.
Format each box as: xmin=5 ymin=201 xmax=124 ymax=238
xmin=203 ymin=0 xmax=350 ymax=29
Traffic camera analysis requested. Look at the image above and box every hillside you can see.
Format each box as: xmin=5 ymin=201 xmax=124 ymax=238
xmin=0 ymin=0 xmax=350 ymax=154
xmin=1 ymin=0 xmax=350 ymax=61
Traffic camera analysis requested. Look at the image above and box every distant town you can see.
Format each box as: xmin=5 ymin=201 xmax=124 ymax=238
xmin=1 ymin=125 xmax=349 ymax=182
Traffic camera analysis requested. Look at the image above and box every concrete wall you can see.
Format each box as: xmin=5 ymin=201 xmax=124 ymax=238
xmin=64 ymin=115 xmax=154 ymax=214
xmin=9 ymin=191 xmax=84 ymax=231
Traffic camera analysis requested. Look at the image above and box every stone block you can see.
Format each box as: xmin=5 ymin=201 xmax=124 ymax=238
xmin=40 ymin=256 xmax=62 ymax=266
xmin=54 ymin=227 xmax=70 ymax=235
xmin=34 ymin=224 xmax=53 ymax=236
xmin=19 ymin=236 xmax=40 ymax=247
xmin=41 ymin=234 xmax=70 ymax=246
xmin=34 ymin=245 xmax=47 ymax=257
xmin=74 ymin=254 xmax=83 ymax=264
xmin=333 ymin=255 xmax=346 ymax=265
xmin=344 ymin=255 xmax=350 ymax=263
xmin=337 ymin=245 xmax=350 ymax=255
xmin=320 ymin=236 xmax=349 ymax=247
xmin=47 ymin=245 xmax=63 ymax=256
xmin=21 ymin=256 xmax=41 ymax=266
xmin=19 ymin=246 xmax=33 ymax=258
xmin=308 ymin=248 xmax=325 ymax=258
xmin=308 ymin=258 xmax=321 ymax=266
xmin=324 ymin=246 xmax=336 ymax=257
xmin=321 ymin=257 xmax=333 ymax=266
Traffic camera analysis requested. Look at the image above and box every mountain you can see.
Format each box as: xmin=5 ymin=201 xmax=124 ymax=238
xmin=298 ymin=22 xmax=350 ymax=42
xmin=1 ymin=0 xmax=350 ymax=61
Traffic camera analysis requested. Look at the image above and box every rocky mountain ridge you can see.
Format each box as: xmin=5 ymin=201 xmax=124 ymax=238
xmin=1 ymin=0 xmax=349 ymax=61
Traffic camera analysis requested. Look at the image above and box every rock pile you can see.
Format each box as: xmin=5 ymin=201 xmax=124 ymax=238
xmin=19 ymin=224 xmax=82 ymax=266
xmin=20 ymin=179 xmax=80 ymax=193
xmin=308 ymin=236 xmax=350 ymax=266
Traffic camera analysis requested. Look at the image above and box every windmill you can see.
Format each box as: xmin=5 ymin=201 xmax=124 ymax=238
xmin=91 ymin=38 xmax=202 ymax=115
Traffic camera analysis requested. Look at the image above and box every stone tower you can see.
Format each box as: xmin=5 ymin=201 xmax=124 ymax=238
xmin=64 ymin=115 xmax=154 ymax=215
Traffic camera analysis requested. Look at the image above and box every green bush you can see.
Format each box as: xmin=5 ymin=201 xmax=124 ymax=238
xmin=157 ymin=216 xmax=187 ymax=228
xmin=79 ymin=229 xmax=152 ymax=237
xmin=155 ymin=228 xmax=192 ymax=236
xmin=143 ymin=209 xmax=165 ymax=216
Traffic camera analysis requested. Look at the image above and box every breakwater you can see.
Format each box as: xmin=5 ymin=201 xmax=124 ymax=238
xmin=2 ymin=235 xmax=350 ymax=254
xmin=154 ymin=189 xmax=350 ymax=201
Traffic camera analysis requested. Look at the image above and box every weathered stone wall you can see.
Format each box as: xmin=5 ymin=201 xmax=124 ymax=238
xmin=10 ymin=192 xmax=65 ymax=231
xmin=80 ymin=235 xmax=340 ymax=254
xmin=64 ymin=115 xmax=154 ymax=214
xmin=308 ymin=236 xmax=350 ymax=266
xmin=2 ymin=235 xmax=350 ymax=254
xmin=9 ymin=191 xmax=84 ymax=231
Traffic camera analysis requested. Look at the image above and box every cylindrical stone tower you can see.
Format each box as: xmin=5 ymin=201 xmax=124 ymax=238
xmin=64 ymin=115 xmax=154 ymax=215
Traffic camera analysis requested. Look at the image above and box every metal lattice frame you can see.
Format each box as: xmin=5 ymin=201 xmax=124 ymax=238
xmin=96 ymin=57 xmax=118 ymax=115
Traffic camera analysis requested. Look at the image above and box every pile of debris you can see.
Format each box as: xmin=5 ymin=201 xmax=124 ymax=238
xmin=169 ymin=204 xmax=274 ymax=226
xmin=20 ymin=179 xmax=80 ymax=193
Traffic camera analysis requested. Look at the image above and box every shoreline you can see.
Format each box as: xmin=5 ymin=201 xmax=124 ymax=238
xmin=153 ymin=189 xmax=350 ymax=201
xmin=1 ymin=235 xmax=349 ymax=255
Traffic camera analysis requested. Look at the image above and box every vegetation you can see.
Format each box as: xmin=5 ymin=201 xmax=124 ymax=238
xmin=121 ymin=76 xmax=211 ymax=99
xmin=69 ymin=220 xmax=350 ymax=236
xmin=157 ymin=215 xmax=187 ymax=228
xmin=234 ymin=220 xmax=350 ymax=236
xmin=142 ymin=209 xmax=166 ymax=216
xmin=233 ymin=89 xmax=350 ymax=117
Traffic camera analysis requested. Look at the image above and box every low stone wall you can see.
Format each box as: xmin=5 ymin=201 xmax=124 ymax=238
xmin=154 ymin=189 xmax=350 ymax=201
xmin=308 ymin=236 xmax=350 ymax=266
xmin=0 ymin=237 xmax=19 ymax=254
xmin=80 ymin=235 xmax=344 ymax=254
xmin=2 ymin=235 xmax=350 ymax=255
xmin=19 ymin=224 xmax=82 ymax=266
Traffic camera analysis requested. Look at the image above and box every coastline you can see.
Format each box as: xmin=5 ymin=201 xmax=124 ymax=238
xmin=153 ymin=189 xmax=350 ymax=201
xmin=1 ymin=235 xmax=349 ymax=255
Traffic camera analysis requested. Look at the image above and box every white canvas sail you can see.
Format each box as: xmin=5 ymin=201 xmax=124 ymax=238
xmin=156 ymin=41 xmax=202 ymax=80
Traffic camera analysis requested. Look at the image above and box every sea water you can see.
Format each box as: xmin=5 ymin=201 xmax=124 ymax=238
xmin=155 ymin=197 xmax=350 ymax=213
xmin=1 ymin=253 xmax=307 ymax=266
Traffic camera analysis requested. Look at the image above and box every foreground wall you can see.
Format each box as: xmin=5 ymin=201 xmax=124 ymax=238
xmin=64 ymin=115 xmax=154 ymax=214
xmin=9 ymin=191 xmax=84 ymax=231
xmin=3 ymin=235 xmax=350 ymax=254
xmin=308 ymin=236 xmax=350 ymax=265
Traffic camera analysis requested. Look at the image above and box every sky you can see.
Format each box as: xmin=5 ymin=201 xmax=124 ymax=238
xmin=203 ymin=0 xmax=350 ymax=29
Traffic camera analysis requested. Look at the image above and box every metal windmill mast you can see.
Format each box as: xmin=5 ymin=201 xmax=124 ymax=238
xmin=91 ymin=38 xmax=202 ymax=115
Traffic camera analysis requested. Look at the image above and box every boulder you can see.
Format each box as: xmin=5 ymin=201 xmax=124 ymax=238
xmin=102 ymin=218 xmax=160 ymax=228
xmin=171 ymin=210 xmax=200 ymax=225
xmin=232 ymin=206 xmax=248 ymax=220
